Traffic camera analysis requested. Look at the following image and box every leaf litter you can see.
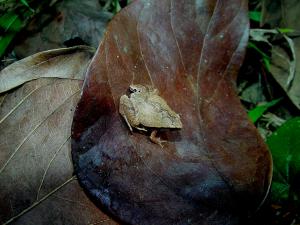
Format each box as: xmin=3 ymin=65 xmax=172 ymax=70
xmin=13 ymin=0 xmax=112 ymax=58
xmin=257 ymin=0 xmax=300 ymax=110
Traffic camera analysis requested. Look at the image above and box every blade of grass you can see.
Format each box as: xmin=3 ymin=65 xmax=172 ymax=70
xmin=20 ymin=0 xmax=35 ymax=12
xmin=248 ymin=41 xmax=270 ymax=59
xmin=113 ymin=0 xmax=121 ymax=13
xmin=262 ymin=56 xmax=270 ymax=72
xmin=248 ymin=41 xmax=271 ymax=71
xmin=278 ymin=28 xmax=295 ymax=34
xmin=248 ymin=98 xmax=282 ymax=123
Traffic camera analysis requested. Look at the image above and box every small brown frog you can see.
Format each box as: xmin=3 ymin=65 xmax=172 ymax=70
xmin=119 ymin=84 xmax=182 ymax=147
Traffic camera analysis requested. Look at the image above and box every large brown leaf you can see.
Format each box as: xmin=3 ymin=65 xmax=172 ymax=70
xmin=72 ymin=0 xmax=272 ymax=224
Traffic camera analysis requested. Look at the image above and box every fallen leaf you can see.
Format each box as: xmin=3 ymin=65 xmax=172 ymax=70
xmin=14 ymin=0 xmax=112 ymax=58
xmin=0 ymin=46 xmax=94 ymax=93
xmin=0 ymin=78 xmax=117 ymax=225
xmin=72 ymin=0 xmax=272 ymax=224
xmin=249 ymin=28 xmax=276 ymax=45
xmin=261 ymin=0 xmax=300 ymax=110
xmin=261 ymin=0 xmax=300 ymax=28
xmin=261 ymin=0 xmax=283 ymax=27
xmin=0 ymin=46 xmax=117 ymax=224
xmin=239 ymin=82 xmax=267 ymax=104
xmin=270 ymin=38 xmax=300 ymax=109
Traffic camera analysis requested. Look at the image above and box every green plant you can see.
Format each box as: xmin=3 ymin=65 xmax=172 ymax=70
xmin=100 ymin=0 xmax=131 ymax=14
xmin=267 ymin=117 xmax=300 ymax=203
xmin=0 ymin=0 xmax=36 ymax=58
xmin=248 ymin=98 xmax=282 ymax=123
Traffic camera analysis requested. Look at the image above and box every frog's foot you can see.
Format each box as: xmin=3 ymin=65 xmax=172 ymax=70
xmin=150 ymin=130 xmax=166 ymax=148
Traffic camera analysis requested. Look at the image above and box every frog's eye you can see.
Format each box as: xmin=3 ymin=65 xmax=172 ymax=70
xmin=130 ymin=88 xmax=137 ymax=93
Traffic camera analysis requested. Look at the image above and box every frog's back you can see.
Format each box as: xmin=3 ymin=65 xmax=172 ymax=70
xmin=136 ymin=98 xmax=182 ymax=128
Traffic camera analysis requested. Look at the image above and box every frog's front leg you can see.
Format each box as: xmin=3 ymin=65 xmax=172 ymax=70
xmin=150 ymin=130 xmax=166 ymax=148
xmin=119 ymin=95 xmax=139 ymax=132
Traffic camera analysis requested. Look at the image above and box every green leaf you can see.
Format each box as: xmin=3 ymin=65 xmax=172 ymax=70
xmin=113 ymin=0 xmax=121 ymax=13
xmin=20 ymin=0 xmax=35 ymax=12
xmin=271 ymin=181 xmax=290 ymax=201
xmin=0 ymin=12 xmax=22 ymax=32
xmin=0 ymin=13 xmax=22 ymax=57
xmin=262 ymin=56 xmax=270 ymax=72
xmin=248 ymin=42 xmax=272 ymax=71
xmin=248 ymin=41 xmax=270 ymax=59
xmin=267 ymin=117 xmax=300 ymax=202
xmin=249 ymin=11 xmax=261 ymax=22
xmin=278 ymin=28 xmax=295 ymax=34
xmin=248 ymin=98 xmax=281 ymax=123
xmin=0 ymin=33 xmax=16 ymax=57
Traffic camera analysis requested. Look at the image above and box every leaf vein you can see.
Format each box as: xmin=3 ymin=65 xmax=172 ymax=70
xmin=0 ymin=82 xmax=54 ymax=124
xmin=0 ymin=90 xmax=80 ymax=175
xmin=36 ymin=136 xmax=71 ymax=200
xmin=2 ymin=176 xmax=76 ymax=225
xmin=170 ymin=0 xmax=187 ymax=74
xmin=136 ymin=4 xmax=154 ymax=87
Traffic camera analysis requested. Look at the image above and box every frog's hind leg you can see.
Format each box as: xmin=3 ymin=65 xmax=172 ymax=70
xmin=136 ymin=126 xmax=147 ymax=132
xmin=150 ymin=130 xmax=166 ymax=148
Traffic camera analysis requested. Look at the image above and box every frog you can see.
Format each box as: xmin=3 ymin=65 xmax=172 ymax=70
xmin=119 ymin=84 xmax=182 ymax=147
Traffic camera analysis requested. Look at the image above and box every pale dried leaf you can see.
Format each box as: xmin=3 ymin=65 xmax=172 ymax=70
xmin=270 ymin=39 xmax=300 ymax=109
xmin=283 ymin=34 xmax=296 ymax=88
xmin=0 ymin=46 xmax=94 ymax=93
xmin=249 ymin=28 xmax=276 ymax=45
xmin=249 ymin=28 xmax=299 ymax=109
xmin=0 ymin=78 xmax=116 ymax=225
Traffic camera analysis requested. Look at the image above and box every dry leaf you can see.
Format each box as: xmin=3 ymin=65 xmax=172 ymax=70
xmin=270 ymin=40 xmax=300 ymax=109
xmin=261 ymin=0 xmax=300 ymax=28
xmin=0 ymin=78 xmax=117 ymax=225
xmin=0 ymin=45 xmax=116 ymax=224
xmin=72 ymin=0 xmax=272 ymax=224
xmin=14 ymin=0 xmax=112 ymax=58
xmin=0 ymin=46 xmax=94 ymax=93
xmin=261 ymin=0 xmax=300 ymax=109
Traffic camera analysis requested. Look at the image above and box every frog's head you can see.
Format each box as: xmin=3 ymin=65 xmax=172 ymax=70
xmin=129 ymin=84 xmax=147 ymax=94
